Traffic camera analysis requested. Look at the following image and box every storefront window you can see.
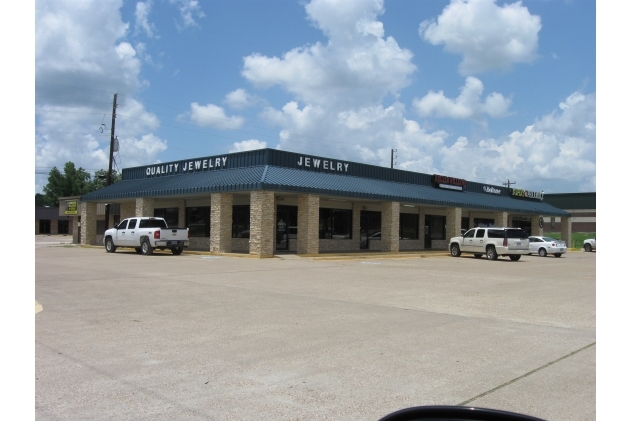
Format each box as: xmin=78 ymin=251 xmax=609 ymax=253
xmin=186 ymin=207 xmax=210 ymax=237
xmin=154 ymin=207 xmax=179 ymax=227
xmin=428 ymin=215 xmax=446 ymax=240
xmin=474 ymin=218 xmax=495 ymax=227
xmin=232 ymin=205 xmax=250 ymax=238
xmin=399 ymin=213 xmax=419 ymax=240
xmin=319 ymin=208 xmax=352 ymax=239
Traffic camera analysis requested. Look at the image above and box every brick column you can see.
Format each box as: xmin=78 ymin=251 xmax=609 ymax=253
xmin=493 ymin=211 xmax=508 ymax=227
xmin=250 ymin=191 xmax=275 ymax=257
xmin=136 ymin=198 xmax=155 ymax=217
xmin=561 ymin=216 xmax=572 ymax=248
xmin=446 ymin=207 xmax=462 ymax=240
xmin=418 ymin=208 xmax=426 ymax=249
xmin=210 ymin=193 xmax=233 ymax=253
xmin=80 ymin=202 xmax=97 ymax=245
xmin=298 ymin=194 xmax=320 ymax=254
xmin=531 ymin=215 xmax=544 ymax=236
xmin=352 ymin=202 xmax=361 ymax=250
xmin=177 ymin=200 xmax=186 ymax=228
xmin=381 ymin=202 xmax=400 ymax=252
xmin=120 ymin=202 xmax=135 ymax=220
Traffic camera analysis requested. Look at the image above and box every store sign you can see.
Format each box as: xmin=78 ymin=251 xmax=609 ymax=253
xmin=145 ymin=156 xmax=228 ymax=177
xmin=64 ymin=200 xmax=78 ymax=215
xmin=433 ymin=174 xmax=466 ymax=191
xmin=483 ymin=186 xmax=501 ymax=195
xmin=297 ymin=156 xmax=349 ymax=172
xmin=511 ymin=188 xmax=544 ymax=200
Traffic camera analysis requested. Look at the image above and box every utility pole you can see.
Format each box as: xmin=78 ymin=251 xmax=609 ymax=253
xmin=391 ymin=149 xmax=397 ymax=169
xmin=503 ymin=179 xmax=516 ymax=189
xmin=104 ymin=93 xmax=117 ymax=232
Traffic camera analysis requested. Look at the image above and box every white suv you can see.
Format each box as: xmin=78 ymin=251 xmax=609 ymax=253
xmin=449 ymin=227 xmax=530 ymax=261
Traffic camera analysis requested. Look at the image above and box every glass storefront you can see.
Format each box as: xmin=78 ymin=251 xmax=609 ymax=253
xmin=319 ymin=208 xmax=352 ymax=239
xmin=232 ymin=205 xmax=250 ymax=238
xmin=154 ymin=207 xmax=179 ymax=227
xmin=399 ymin=213 xmax=419 ymax=240
xmin=277 ymin=205 xmax=297 ymax=250
xmin=186 ymin=207 xmax=210 ymax=237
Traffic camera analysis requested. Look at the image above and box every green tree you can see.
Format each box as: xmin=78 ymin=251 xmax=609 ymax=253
xmin=90 ymin=169 xmax=121 ymax=191
xmin=35 ymin=193 xmax=46 ymax=207
xmin=42 ymin=162 xmax=93 ymax=206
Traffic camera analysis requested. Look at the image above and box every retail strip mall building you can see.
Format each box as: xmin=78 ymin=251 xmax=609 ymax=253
xmin=78 ymin=148 xmax=571 ymax=256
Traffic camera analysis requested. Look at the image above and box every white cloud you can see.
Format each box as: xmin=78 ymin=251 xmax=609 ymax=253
xmin=35 ymin=0 xmax=165 ymax=192
xmin=135 ymin=1 xmax=157 ymax=38
xmin=230 ymin=140 xmax=268 ymax=153
xmin=185 ymin=103 xmax=245 ymax=130
xmin=224 ymin=89 xmax=262 ymax=109
xmin=168 ymin=0 xmax=205 ymax=29
xmin=413 ymin=76 xmax=511 ymax=120
xmin=242 ymin=0 xmax=416 ymax=109
xmin=438 ymin=92 xmax=596 ymax=191
xmin=420 ymin=0 xmax=541 ymax=75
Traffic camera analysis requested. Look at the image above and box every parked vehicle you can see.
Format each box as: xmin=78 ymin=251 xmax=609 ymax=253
xmin=449 ymin=227 xmax=530 ymax=261
xmin=103 ymin=217 xmax=189 ymax=255
xmin=583 ymin=237 xmax=596 ymax=252
xmin=528 ymin=236 xmax=566 ymax=257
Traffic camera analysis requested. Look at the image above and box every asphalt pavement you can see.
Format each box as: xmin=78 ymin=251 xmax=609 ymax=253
xmin=35 ymin=242 xmax=595 ymax=421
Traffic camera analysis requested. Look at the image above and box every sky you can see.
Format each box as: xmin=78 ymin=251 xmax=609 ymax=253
xmin=34 ymin=0 xmax=596 ymax=194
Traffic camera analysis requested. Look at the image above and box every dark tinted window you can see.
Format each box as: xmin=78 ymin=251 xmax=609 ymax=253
xmin=232 ymin=205 xmax=250 ymax=238
xmin=154 ymin=208 xmax=179 ymax=227
xmin=475 ymin=229 xmax=485 ymax=238
xmin=117 ymin=219 xmax=129 ymax=229
xmin=138 ymin=219 xmax=167 ymax=229
xmin=319 ymin=208 xmax=352 ymax=239
xmin=399 ymin=213 xmax=419 ymax=240
xmin=506 ymin=229 xmax=528 ymax=239
xmin=463 ymin=229 xmax=476 ymax=238
xmin=186 ymin=207 xmax=210 ymax=237
xmin=128 ymin=219 xmax=138 ymax=229
xmin=488 ymin=229 xmax=504 ymax=238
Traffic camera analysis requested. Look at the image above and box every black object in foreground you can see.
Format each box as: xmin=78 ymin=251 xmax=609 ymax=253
xmin=379 ymin=406 xmax=546 ymax=421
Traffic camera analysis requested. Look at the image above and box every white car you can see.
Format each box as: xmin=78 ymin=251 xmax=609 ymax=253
xmin=583 ymin=238 xmax=596 ymax=252
xmin=528 ymin=236 xmax=566 ymax=258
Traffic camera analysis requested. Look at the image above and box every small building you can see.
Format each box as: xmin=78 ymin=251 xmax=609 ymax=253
xmin=79 ymin=148 xmax=571 ymax=256
xmin=542 ymin=192 xmax=596 ymax=233
xmin=56 ymin=197 xmax=120 ymax=244
xmin=35 ymin=206 xmax=72 ymax=235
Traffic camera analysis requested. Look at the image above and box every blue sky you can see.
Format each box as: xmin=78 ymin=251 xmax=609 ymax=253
xmin=35 ymin=0 xmax=596 ymax=194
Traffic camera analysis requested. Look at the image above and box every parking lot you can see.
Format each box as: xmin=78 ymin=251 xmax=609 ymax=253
xmin=35 ymin=243 xmax=595 ymax=420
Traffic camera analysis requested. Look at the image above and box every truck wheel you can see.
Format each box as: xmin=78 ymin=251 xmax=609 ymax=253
xmin=105 ymin=237 xmax=116 ymax=253
xmin=450 ymin=244 xmax=461 ymax=257
xmin=141 ymin=239 xmax=153 ymax=255
xmin=486 ymin=246 xmax=498 ymax=260
xmin=584 ymin=243 xmax=592 ymax=252
xmin=538 ymin=248 xmax=547 ymax=257
xmin=473 ymin=254 xmax=482 ymax=259
xmin=554 ymin=253 xmax=562 ymax=258
xmin=171 ymin=247 xmax=183 ymax=255
xmin=509 ymin=255 xmax=521 ymax=261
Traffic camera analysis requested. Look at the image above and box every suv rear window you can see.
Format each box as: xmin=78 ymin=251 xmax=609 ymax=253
xmin=506 ymin=229 xmax=528 ymax=239
xmin=488 ymin=229 xmax=504 ymax=238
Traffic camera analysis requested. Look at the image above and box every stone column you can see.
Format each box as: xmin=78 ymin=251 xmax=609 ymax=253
xmin=120 ymin=202 xmax=135 ymax=220
xmin=177 ymin=200 xmax=186 ymax=228
xmin=531 ymin=216 xmax=544 ymax=236
xmin=352 ymin=202 xmax=362 ymax=250
xmin=136 ymin=198 xmax=155 ymax=217
xmin=80 ymin=202 xmax=97 ymax=245
xmin=418 ymin=208 xmax=426 ymax=249
xmin=249 ymin=190 xmax=275 ymax=257
xmin=381 ymin=202 xmax=400 ymax=252
xmin=210 ymin=193 xmax=233 ymax=253
xmin=297 ymin=194 xmax=320 ymax=254
xmin=561 ymin=216 xmax=572 ymax=248
xmin=493 ymin=211 xmax=508 ymax=227
xmin=446 ymin=207 xmax=462 ymax=240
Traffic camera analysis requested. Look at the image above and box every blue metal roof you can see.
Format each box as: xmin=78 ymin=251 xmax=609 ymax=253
xmin=81 ymin=165 xmax=569 ymax=216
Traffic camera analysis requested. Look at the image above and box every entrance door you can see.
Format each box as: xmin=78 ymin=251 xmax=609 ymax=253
xmin=276 ymin=209 xmax=289 ymax=251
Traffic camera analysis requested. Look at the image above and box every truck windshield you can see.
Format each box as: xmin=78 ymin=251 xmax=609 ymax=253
xmin=138 ymin=219 xmax=167 ymax=229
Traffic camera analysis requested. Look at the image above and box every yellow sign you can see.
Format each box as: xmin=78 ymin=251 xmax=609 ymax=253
xmin=65 ymin=200 xmax=78 ymax=215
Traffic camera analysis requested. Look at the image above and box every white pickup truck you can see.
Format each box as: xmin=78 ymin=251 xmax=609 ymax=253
xmin=103 ymin=217 xmax=189 ymax=255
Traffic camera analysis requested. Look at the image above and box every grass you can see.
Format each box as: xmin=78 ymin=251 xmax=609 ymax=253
xmin=544 ymin=232 xmax=596 ymax=249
